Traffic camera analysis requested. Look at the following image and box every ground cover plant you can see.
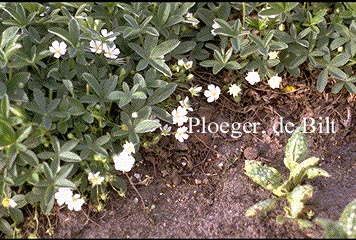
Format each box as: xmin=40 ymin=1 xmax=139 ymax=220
xmin=0 ymin=2 xmax=355 ymax=238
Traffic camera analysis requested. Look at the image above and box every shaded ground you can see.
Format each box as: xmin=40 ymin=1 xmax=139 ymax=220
xmin=22 ymin=69 xmax=356 ymax=238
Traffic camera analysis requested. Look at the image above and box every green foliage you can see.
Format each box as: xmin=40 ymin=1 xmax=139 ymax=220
xmin=0 ymin=2 xmax=352 ymax=237
xmin=244 ymin=127 xmax=329 ymax=228
xmin=316 ymin=199 xmax=356 ymax=238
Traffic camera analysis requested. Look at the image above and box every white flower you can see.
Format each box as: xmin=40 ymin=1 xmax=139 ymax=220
xmin=160 ymin=55 xmax=165 ymax=62
xmin=189 ymin=86 xmax=202 ymax=97
xmin=101 ymin=28 xmax=117 ymax=42
xmin=175 ymin=126 xmax=189 ymax=142
xmin=204 ymin=84 xmax=221 ymax=103
xmin=212 ymin=20 xmax=221 ymax=30
xmin=278 ymin=24 xmax=285 ymax=31
xmin=185 ymin=12 xmax=199 ymax=26
xmin=211 ymin=20 xmax=221 ymax=36
xmin=179 ymin=96 xmax=193 ymax=112
xmin=123 ymin=141 xmax=135 ymax=155
xmin=187 ymin=74 xmax=194 ymax=81
xmin=160 ymin=124 xmax=172 ymax=136
xmin=131 ymin=112 xmax=138 ymax=118
xmin=88 ymin=171 xmax=105 ymax=186
xmin=338 ymin=46 xmax=343 ymax=52
xmin=133 ymin=173 xmax=141 ymax=180
xmin=103 ymin=44 xmax=120 ymax=59
xmin=54 ymin=187 xmax=73 ymax=206
xmin=2 ymin=198 xmax=17 ymax=208
xmin=184 ymin=60 xmax=193 ymax=70
xmin=245 ymin=71 xmax=261 ymax=85
xmin=114 ymin=151 xmax=136 ymax=172
xmin=171 ymin=106 xmax=188 ymax=126
xmin=89 ymin=40 xmax=103 ymax=54
xmin=49 ymin=40 xmax=67 ymax=58
xmin=228 ymin=84 xmax=242 ymax=97
xmin=178 ymin=59 xmax=185 ymax=67
xmin=268 ymin=51 xmax=279 ymax=60
xmin=268 ymin=75 xmax=282 ymax=89
xmin=67 ymin=194 xmax=85 ymax=211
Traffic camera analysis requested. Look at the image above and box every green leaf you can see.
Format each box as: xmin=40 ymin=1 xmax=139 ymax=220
xmin=43 ymin=162 xmax=53 ymax=180
xmin=317 ymin=69 xmax=329 ymax=92
xmin=55 ymin=178 xmax=76 ymax=188
xmin=42 ymin=185 xmax=55 ymax=215
xmin=16 ymin=125 xmax=32 ymax=143
xmin=330 ymin=54 xmax=350 ymax=68
xmin=0 ymin=119 xmax=16 ymax=147
xmin=1 ymin=26 xmax=19 ymax=48
xmin=0 ymin=94 xmax=9 ymax=118
xmin=149 ymin=59 xmax=172 ymax=77
xmin=152 ymin=106 xmax=173 ymax=124
xmin=20 ymin=149 xmax=39 ymax=166
xmin=286 ymin=185 xmax=313 ymax=218
xmin=146 ymin=83 xmax=176 ymax=105
xmin=48 ymin=27 xmax=73 ymax=47
xmin=339 ymin=199 xmax=356 ymax=237
xmin=200 ymin=60 xmax=217 ymax=68
xmin=134 ymin=120 xmax=161 ymax=134
xmin=305 ymin=167 xmax=330 ymax=179
xmin=244 ymin=160 xmax=282 ymax=192
xmin=9 ymin=208 xmax=24 ymax=224
xmin=157 ymin=3 xmax=170 ymax=25
xmin=315 ymin=218 xmax=348 ymax=238
xmin=245 ymin=198 xmax=277 ymax=217
xmin=59 ymin=151 xmax=82 ymax=163
xmin=345 ymin=82 xmax=356 ymax=94
xmin=290 ymin=55 xmax=307 ymax=69
xmin=54 ymin=164 xmax=74 ymax=181
xmin=150 ymin=39 xmax=180 ymax=59
xmin=331 ymin=82 xmax=345 ymax=94
xmin=329 ymin=67 xmax=348 ymax=80
xmin=82 ymin=72 xmax=102 ymax=97
xmin=0 ymin=82 xmax=6 ymax=98
xmin=107 ymin=90 xmax=126 ymax=101
xmin=69 ymin=18 xmax=80 ymax=46
xmin=128 ymin=43 xmax=146 ymax=58
xmin=60 ymin=139 xmax=79 ymax=153
xmin=0 ymin=218 xmax=14 ymax=236
xmin=284 ymin=126 xmax=308 ymax=170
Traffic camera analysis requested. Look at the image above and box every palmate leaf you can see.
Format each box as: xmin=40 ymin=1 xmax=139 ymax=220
xmin=244 ymin=160 xmax=282 ymax=192
xmin=284 ymin=126 xmax=308 ymax=170
xmin=245 ymin=198 xmax=277 ymax=217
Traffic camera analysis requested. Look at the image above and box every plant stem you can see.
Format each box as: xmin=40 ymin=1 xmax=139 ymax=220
xmin=125 ymin=172 xmax=146 ymax=211
xmin=49 ymin=89 xmax=53 ymax=100
xmin=242 ymin=2 xmax=246 ymax=28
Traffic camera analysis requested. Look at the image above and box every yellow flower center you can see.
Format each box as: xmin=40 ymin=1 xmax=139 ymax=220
xmin=2 ymin=198 xmax=10 ymax=208
xmin=91 ymin=177 xmax=99 ymax=185
xmin=122 ymin=124 xmax=128 ymax=131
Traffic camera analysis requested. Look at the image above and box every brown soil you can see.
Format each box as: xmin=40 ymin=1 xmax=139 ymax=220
xmin=22 ymin=69 xmax=356 ymax=238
